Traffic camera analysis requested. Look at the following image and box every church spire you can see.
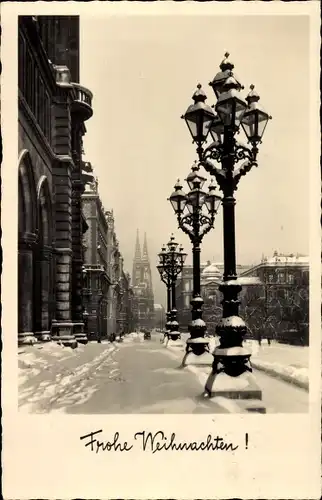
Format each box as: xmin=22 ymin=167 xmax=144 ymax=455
xmin=142 ymin=232 xmax=149 ymax=260
xmin=134 ymin=229 xmax=141 ymax=260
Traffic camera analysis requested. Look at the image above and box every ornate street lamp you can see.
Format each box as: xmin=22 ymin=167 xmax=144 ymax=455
xmin=169 ymin=163 xmax=222 ymax=365
xmin=157 ymin=235 xmax=187 ymax=346
xmin=182 ymin=53 xmax=271 ymax=406
xmin=157 ymin=244 xmax=172 ymax=341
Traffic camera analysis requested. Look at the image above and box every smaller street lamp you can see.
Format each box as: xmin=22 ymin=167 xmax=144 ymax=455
xmin=169 ymin=162 xmax=222 ymax=365
xmin=157 ymin=235 xmax=187 ymax=346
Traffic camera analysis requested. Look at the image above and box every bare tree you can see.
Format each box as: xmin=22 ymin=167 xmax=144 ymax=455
xmin=242 ymin=282 xmax=308 ymax=345
xmin=277 ymin=285 xmax=309 ymax=345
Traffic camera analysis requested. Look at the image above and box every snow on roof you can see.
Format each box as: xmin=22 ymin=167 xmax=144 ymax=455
xmin=202 ymin=262 xmax=222 ymax=276
xmin=236 ymin=276 xmax=262 ymax=285
xmin=264 ymin=254 xmax=309 ymax=266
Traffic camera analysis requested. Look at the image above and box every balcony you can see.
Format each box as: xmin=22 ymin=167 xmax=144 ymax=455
xmin=71 ymin=83 xmax=93 ymax=122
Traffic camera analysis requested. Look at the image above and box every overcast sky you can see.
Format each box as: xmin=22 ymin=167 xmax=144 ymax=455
xmin=80 ymin=14 xmax=309 ymax=306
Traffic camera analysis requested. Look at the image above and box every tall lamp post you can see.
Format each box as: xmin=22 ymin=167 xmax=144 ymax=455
xmin=157 ymin=235 xmax=187 ymax=346
xmin=182 ymin=53 xmax=271 ymax=404
xmin=169 ymin=162 xmax=222 ymax=365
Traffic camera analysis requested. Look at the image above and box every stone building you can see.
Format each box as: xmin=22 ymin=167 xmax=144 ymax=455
xmin=18 ymin=15 xmax=93 ymax=346
xmin=176 ymin=261 xmax=250 ymax=333
xmin=131 ymin=230 xmax=155 ymax=330
xmin=81 ymin=168 xmax=112 ymax=341
xmin=119 ymin=271 xmax=135 ymax=334
xmin=105 ymin=210 xmax=126 ymax=337
xmin=82 ymin=173 xmax=133 ymax=340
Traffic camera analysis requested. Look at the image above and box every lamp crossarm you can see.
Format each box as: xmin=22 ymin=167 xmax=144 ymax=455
xmin=178 ymin=212 xmax=214 ymax=243
xmin=232 ymin=159 xmax=256 ymax=185
xmin=200 ymin=139 xmax=257 ymax=178
xmin=200 ymin=158 xmax=226 ymax=181
xmin=200 ymin=143 xmax=258 ymax=192
xmin=159 ymin=274 xmax=171 ymax=287
xmin=234 ymin=143 xmax=258 ymax=165
xmin=160 ymin=265 xmax=182 ymax=283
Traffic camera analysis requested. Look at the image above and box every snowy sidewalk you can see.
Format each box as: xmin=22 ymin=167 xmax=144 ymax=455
xmin=247 ymin=341 xmax=309 ymax=390
xmin=167 ymin=334 xmax=309 ymax=391
xmin=19 ymin=341 xmax=116 ymax=412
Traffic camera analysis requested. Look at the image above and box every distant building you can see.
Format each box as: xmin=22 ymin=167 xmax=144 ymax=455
xmin=18 ymin=16 xmax=93 ymax=347
xmin=119 ymin=272 xmax=135 ymax=334
xmin=81 ymin=171 xmax=112 ymax=341
xmin=132 ymin=231 xmax=155 ymax=330
xmin=82 ymin=178 xmax=134 ymax=340
xmin=240 ymin=252 xmax=309 ymax=344
xmin=200 ymin=262 xmax=222 ymax=336
xmin=176 ymin=260 xmax=251 ymax=333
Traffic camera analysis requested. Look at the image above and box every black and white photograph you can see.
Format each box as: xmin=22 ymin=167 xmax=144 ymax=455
xmin=1 ymin=1 xmax=320 ymax=499
xmin=16 ymin=11 xmax=313 ymax=415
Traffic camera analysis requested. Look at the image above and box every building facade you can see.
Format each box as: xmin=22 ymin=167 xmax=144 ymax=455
xmin=81 ymin=170 xmax=112 ymax=341
xmin=82 ymin=176 xmax=133 ymax=340
xmin=119 ymin=271 xmax=135 ymax=334
xmin=131 ymin=231 xmax=155 ymax=330
xmin=240 ymin=252 xmax=309 ymax=345
xmin=105 ymin=210 xmax=126 ymax=337
xmin=176 ymin=254 xmax=309 ymax=344
xmin=176 ymin=261 xmax=250 ymax=333
xmin=18 ymin=15 xmax=93 ymax=347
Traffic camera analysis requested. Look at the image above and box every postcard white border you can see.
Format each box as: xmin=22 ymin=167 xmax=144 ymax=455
xmin=1 ymin=2 xmax=321 ymax=498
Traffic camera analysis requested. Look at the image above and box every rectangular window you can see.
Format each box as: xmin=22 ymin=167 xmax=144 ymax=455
xmin=277 ymin=272 xmax=285 ymax=284
xmin=38 ymin=77 xmax=45 ymax=134
xmin=268 ymin=274 xmax=274 ymax=283
xmin=25 ymin=47 xmax=32 ymax=108
xmin=34 ymin=64 xmax=39 ymax=121
xmin=45 ymin=90 xmax=51 ymax=143
xmin=287 ymin=273 xmax=295 ymax=284
xmin=18 ymin=33 xmax=26 ymax=93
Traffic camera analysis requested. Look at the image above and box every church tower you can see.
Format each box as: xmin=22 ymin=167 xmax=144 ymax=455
xmin=132 ymin=229 xmax=142 ymax=287
xmin=132 ymin=230 xmax=155 ymax=330
xmin=141 ymin=232 xmax=153 ymax=291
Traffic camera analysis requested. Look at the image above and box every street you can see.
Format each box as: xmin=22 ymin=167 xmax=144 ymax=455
xmin=19 ymin=331 xmax=308 ymax=414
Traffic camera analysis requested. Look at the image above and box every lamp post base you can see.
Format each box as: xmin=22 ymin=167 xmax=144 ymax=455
xmin=73 ymin=322 xmax=88 ymax=345
xmin=204 ymin=370 xmax=264 ymax=401
xmin=182 ymin=338 xmax=213 ymax=366
xmin=160 ymin=332 xmax=168 ymax=344
xmin=51 ymin=333 xmax=78 ymax=349
xmin=165 ymin=332 xmax=184 ymax=348
xmin=18 ymin=332 xmax=38 ymax=346
xmin=34 ymin=331 xmax=51 ymax=342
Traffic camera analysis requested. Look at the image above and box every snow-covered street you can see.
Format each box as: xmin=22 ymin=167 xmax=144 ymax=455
xmin=19 ymin=332 xmax=309 ymax=414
